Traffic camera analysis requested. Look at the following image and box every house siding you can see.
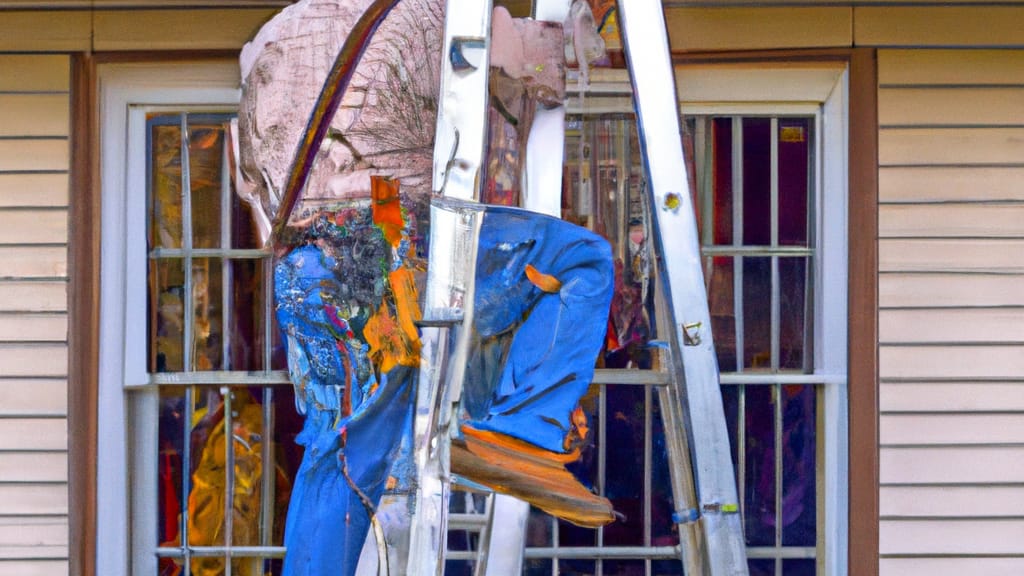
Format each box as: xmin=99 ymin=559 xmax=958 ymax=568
xmin=0 ymin=54 xmax=70 ymax=576
xmin=876 ymin=45 xmax=1024 ymax=575
xmin=0 ymin=2 xmax=1021 ymax=575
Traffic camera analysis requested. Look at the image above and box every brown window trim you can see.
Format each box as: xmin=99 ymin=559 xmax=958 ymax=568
xmin=672 ymin=47 xmax=880 ymax=576
xmin=68 ymin=52 xmax=98 ymax=576
xmin=67 ymin=51 xmax=238 ymax=576
xmin=67 ymin=48 xmax=878 ymax=576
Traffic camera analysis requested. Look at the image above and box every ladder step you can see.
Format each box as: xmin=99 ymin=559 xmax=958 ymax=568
xmin=448 ymin=513 xmax=490 ymax=531
xmin=591 ymin=369 xmax=670 ymax=386
xmin=415 ymin=313 xmax=464 ymax=328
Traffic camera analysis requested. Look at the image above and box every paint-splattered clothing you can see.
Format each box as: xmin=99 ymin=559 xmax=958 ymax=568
xmin=274 ymin=180 xmax=425 ymax=576
xmin=274 ymin=190 xmax=614 ymax=575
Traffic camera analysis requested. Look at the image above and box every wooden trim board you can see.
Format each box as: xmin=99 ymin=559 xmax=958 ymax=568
xmin=67 ymin=52 xmax=98 ymax=576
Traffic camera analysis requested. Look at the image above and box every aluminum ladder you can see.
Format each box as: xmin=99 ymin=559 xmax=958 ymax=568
xmin=404 ymin=0 xmax=750 ymax=574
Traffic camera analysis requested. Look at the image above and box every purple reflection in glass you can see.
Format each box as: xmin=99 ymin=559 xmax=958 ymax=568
xmin=742 ymin=118 xmax=771 ymax=246
xmin=778 ymin=118 xmax=810 ymax=247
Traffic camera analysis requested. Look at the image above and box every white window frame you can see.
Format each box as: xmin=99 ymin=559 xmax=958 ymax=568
xmin=680 ymin=64 xmax=850 ymax=576
xmin=97 ymin=61 xmax=241 ymax=576
xmin=96 ymin=61 xmax=849 ymax=576
xmin=570 ymin=63 xmax=849 ymax=574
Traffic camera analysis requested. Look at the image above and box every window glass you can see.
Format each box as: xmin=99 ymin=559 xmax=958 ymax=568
xmin=142 ymin=106 xmax=824 ymax=575
xmin=146 ymin=112 xmax=299 ymax=575
xmin=519 ymin=113 xmax=823 ymax=575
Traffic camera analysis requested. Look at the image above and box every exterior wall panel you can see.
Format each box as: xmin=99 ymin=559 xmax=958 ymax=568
xmin=881 ymin=558 xmax=1024 ymax=576
xmin=0 ymin=560 xmax=67 ymax=576
xmin=880 ymin=166 xmax=1024 ymax=203
xmin=856 ymin=7 xmax=1024 ymax=47
xmin=665 ymin=7 xmax=852 ymax=51
xmin=880 ymin=274 xmax=1024 ymax=308
xmin=878 ymin=45 xmax=1024 ymax=572
xmin=0 ymin=54 xmax=69 ymax=569
xmin=92 ymin=8 xmax=280 ymax=50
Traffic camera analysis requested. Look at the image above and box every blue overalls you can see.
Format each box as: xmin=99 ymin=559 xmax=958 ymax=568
xmin=274 ymin=203 xmax=611 ymax=576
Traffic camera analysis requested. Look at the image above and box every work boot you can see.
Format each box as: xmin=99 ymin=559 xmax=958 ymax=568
xmin=450 ymin=423 xmax=616 ymax=528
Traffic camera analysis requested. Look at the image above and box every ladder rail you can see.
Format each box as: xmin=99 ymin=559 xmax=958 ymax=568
xmin=617 ymin=1 xmax=750 ymax=574
xmin=406 ymin=1 xmax=494 ymax=574
xmin=473 ymin=1 xmax=571 ymax=574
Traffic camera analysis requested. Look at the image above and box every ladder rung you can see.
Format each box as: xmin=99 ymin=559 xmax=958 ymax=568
xmin=448 ymin=513 xmax=490 ymax=531
xmin=591 ymin=369 xmax=670 ymax=386
xmin=416 ymin=315 xmax=464 ymax=328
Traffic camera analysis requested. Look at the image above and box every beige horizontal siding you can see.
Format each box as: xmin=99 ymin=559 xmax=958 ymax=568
xmin=879 ymin=88 xmax=1024 ymax=127
xmin=0 ymin=453 xmax=66 ymax=483
xmin=0 ymin=419 xmax=66 ymax=452
xmin=880 ymin=167 xmax=1024 ymax=203
xmin=0 ymin=96 xmax=68 ymax=138
xmin=0 ymin=485 xmax=67 ymax=516
xmin=882 ymin=558 xmax=1024 ymax=576
xmin=881 ymin=46 xmax=1024 ymax=566
xmin=0 ymin=561 xmax=67 ymax=576
xmin=0 ymin=283 xmax=66 ymax=312
xmin=0 ymin=210 xmax=67 ymax=245
xmin=882 ymin=414 xmax=1024 ymax=445
xmin=0 ymin=315 xmax=66 ymax=343
xmin=0 ymin=55 xmax=67 ymax=92
xmin=882 ymin=446 xmax=1024 ymax=485
xmin=0 ymin=12 xmax=90 ymax=51
xmin=666 ymin=7 xmax=852 ymax=52
xmin=0 ymin=379 xmax=66 ymax=416
xmin=880 ymin=239 xmax=1024 ymax=273
xmin=856 ymin=7 xmax=1024 ymax=47
xmin=0 ymin=175 xmax=68 ymax=208
xmin=880 ymin=309 xmax=1024 ymax=344
xmin=880 ymin=128 xmax=1024 ymax=166
xmin=92 ymin=8 xmax=279 ymax=50
xmin=880 ymin=50 xmax=1024 ymax=85
xmin=881 ymin=520 xmax=1024 ymax=556
xmin=0 ymin=247 xmax=67 ymax=278
xmin=0 ymin=518 xmax=66 ymax=550
xmin=0 ymin=55 xmax=69 ymax=570
xmin=882 ymin=485 xmax=1024 ymax=518
xmin=882 ymin=382 xmax=1024 ymax=413
xmin=0 ymin=345 xmax=67 ymax=378
xmin=880 ymin=274 xmax=1024 ymax=308
xmin=0 ymin=141 xmax=67 ymax=172
xmin=881 ymin=204 xmax=1024 ymax=239
xmin=0 ymin=7 xmax=279 ymax=51
xmin=881 ymin=346 xmax=1024 ymax=380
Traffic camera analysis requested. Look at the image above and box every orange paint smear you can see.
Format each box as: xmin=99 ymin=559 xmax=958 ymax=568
xmin=370 ymin=176 xmax=404 ymax=247
xmin=389 ymin=267 xmax=423 ymax=346
xmin=524 ymin=263 xmax=562 ymax=293
xmin=364 ymin=271 xmax=421 ymax=375
xmin=571 ymin=406 xmax=589 ymax=442
xmin=462 ymin=424 xmax=580 ymax=464
xmin=452 ymin=424 xmax=615 ymax=527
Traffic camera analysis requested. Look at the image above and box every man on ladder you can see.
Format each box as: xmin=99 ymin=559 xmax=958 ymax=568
xmin=236 ymin=0 xmax=748 ymax=573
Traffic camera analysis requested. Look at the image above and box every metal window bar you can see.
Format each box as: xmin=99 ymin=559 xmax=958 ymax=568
xmin=145 ymin=112 xmax=286 ymax=573
xmin=180 ymin=112 xmax=195 ymax=576
xmin=696 ymin=115 xmax=820 ymax=575
xmin=510 ymin=112 xmax=823 ymax=575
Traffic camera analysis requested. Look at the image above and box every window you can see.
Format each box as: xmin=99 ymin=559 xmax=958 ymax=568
xmin=97 ymin=62 xmax=294 ymax=576
xmin=487 ymin=66 xmax=850 ymax=575
xmin=144 ymin=111 xmax=296 ymax=575
xmin=98 ymin=61 xmax=848 ymax=576
xmin=696 ymin=114 xmax=823 ymax=575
